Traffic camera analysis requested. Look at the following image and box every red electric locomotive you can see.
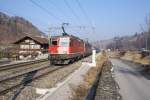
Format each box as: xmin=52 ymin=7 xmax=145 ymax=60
xmin=48 ymin=23 xmax=92 ymax=64
xmin=48 ymin=35 xmax=92 ymax=64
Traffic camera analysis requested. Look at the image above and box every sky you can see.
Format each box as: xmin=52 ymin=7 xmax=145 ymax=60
xmin=0 ymin=0 xmax=150 ymax=41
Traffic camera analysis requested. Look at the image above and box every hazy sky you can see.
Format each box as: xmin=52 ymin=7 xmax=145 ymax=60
xmin=0 ymin=0 xmax=150 ymax=41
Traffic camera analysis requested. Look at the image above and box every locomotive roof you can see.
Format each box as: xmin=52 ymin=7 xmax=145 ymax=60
xmin=51 ymin=35 xmax=83 ymax=41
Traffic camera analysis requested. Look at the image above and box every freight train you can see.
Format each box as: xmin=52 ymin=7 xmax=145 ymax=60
xmin=48 ymin=34 xmax=92 ymax=64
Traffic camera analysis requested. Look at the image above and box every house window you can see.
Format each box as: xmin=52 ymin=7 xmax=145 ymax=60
xmin=20 ymin=45 xmax=29 ymax=49
xmin=31 ymin=45 xmax=34 ymax=49
xmin=30 ymin=40 xmax=35 ymax=44
xmin=25 ymin=45 xmax=29 ymax=49
xmin=35 ymin=45 xmax=40 ymax=49
xmin=25 ymin=40 xmax=30 ymax=43
xmin=20 ymin=45 xmax=24 ymax=49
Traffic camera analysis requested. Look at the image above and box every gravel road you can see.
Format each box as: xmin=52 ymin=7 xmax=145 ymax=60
xmin=111 ymin=59 xmax=150 ymax=100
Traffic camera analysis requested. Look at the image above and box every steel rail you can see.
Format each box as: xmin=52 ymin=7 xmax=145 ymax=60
xmin=0 ymin=65 xmax=65 ymax=95
xmin=0 ymin=59 xmax=48 ymax=71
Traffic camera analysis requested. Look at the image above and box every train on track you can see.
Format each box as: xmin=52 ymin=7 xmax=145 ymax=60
xmin=48 ymin=24 xmax=92 ymax=64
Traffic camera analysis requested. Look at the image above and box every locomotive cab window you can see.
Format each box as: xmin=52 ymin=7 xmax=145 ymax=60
xmin=52 ymin=40 xmax=57 ymax=46
xmin=59 ymin=37 xmax=70 ymax=46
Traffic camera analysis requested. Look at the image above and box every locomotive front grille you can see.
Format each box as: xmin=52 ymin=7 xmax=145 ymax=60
xmin=50 ymin=53 xmax=81 ymax=60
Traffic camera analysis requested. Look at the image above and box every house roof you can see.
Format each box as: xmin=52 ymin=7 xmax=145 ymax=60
xmin=14 ymin=35 xmax=48 ymax=44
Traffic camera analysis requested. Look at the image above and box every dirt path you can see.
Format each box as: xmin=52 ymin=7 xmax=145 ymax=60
xmin=111 ymin=59 xmax=150 ymax=100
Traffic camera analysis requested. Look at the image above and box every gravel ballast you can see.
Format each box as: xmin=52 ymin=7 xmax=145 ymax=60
xmin=0 ymin=60 xmax=82 ymax=100
xmin=94 ymin=61 xmax=121 ymax=100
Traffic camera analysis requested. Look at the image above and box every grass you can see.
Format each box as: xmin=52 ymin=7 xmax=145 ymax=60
xmin=107 ymin=51 xmax=122 ymax=58
xmin=121 ymin=51 xmax=150 ymax=65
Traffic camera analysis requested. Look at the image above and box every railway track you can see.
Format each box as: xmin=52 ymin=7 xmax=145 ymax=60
xmin=0 ymin=59 xmax=49 ymax=95
xmin=0 ymin=59 xmax=49 ymax=77
xmin=0 ymin=59 xmax=48 ymax=71
xmin=0 ymin=57 xmax=86 ymax=98
xmin=0 ymin=63 xmax=66 ymax=95
xmin=0 ymin=60 xmax=49 ymax=80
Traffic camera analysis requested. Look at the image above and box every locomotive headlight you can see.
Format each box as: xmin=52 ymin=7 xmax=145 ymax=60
xmin=63 ymin=51 xmax=67 ymax=54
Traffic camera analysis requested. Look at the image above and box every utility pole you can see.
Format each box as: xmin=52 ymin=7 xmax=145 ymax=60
xmin=145 ymin=37 xmax=148 ymax=50
xmin=48 ymin=28 xmax=51 ymax=62
xmin=48 ymin=32 xmax=51 ymax=46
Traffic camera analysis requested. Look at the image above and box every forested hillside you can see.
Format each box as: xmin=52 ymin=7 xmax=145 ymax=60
xmin=106 ymin=32 xmax=150 ymax=50
xmin=0 ymin=12 xmax=44 ymax=44
xmin=92 ymin=32 xmax=150 ymax=51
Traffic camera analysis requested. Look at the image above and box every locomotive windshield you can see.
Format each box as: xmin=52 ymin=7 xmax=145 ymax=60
xmin=59 ymin=37 xmax=70 ymax=46
xmin=52 ymin=40 xmax=57 ymax=46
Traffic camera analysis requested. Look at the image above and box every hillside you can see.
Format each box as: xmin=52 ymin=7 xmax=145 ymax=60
xmin=93 ymin=32 xmax=150 ymax=50
xmin=0 ymin=12 xmax=44 ymax=44
xmin=106 ymin=32 xmax=150 ymax=50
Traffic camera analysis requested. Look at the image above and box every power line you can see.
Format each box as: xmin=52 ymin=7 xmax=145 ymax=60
xmin=29 ymin=0 xmax=63 ymax=22
xmin=63 ymin=0 xmax=81 ymax=24
xmin=47 ymin=0 xmax=76 ymax=23
xmin=47 ymin=0 xmax=71 ymax=22
xmin=75 ymin=0 xmax=93 ymax=26
xmin=75 ymin=0 xmax=95 ymax=35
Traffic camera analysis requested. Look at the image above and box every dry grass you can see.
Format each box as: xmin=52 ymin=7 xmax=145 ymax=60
xmin=70 ymin=52 xmax=107 ymax=100
xmin=107 ymin=51 xmax=122 ymax=58
xmin=121 ymin=51 xmax=150 ymax=65
xmin=121 ymin=51 xmax=140 ymax=61
xmin=139 ymin=56 xmax=150 ymax=65
xmin=70 ymin=84 xmax=88 ymax=100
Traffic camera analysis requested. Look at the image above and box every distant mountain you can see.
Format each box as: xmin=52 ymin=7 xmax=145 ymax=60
xmin=106 ymin=32 xmax=150 ymax=50
xmin=0 ymin=12 xmax=45 ymax=44
xmin=92 ymin=32 xmax=150 ymax=50
xmin=91 ymin=39 xmax=114 ymax=50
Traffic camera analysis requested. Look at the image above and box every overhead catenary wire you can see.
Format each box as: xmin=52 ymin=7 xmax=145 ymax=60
xmin=29 ymin=0 xmax=63 ymax=23
xmin=29 ymin=0 xmax=92 ymax=36
xmin=47 ymin=0 xmax=70 ymax=22
xmin=75 ymin=0 xmax=95 ymax=34
xmin=47 ymin=0 xmax=66 ymax=16
xmin=63 ymin=0 xmax=81 ymax=25
xmin=75 ymin=0 xmax=93 ymax=26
